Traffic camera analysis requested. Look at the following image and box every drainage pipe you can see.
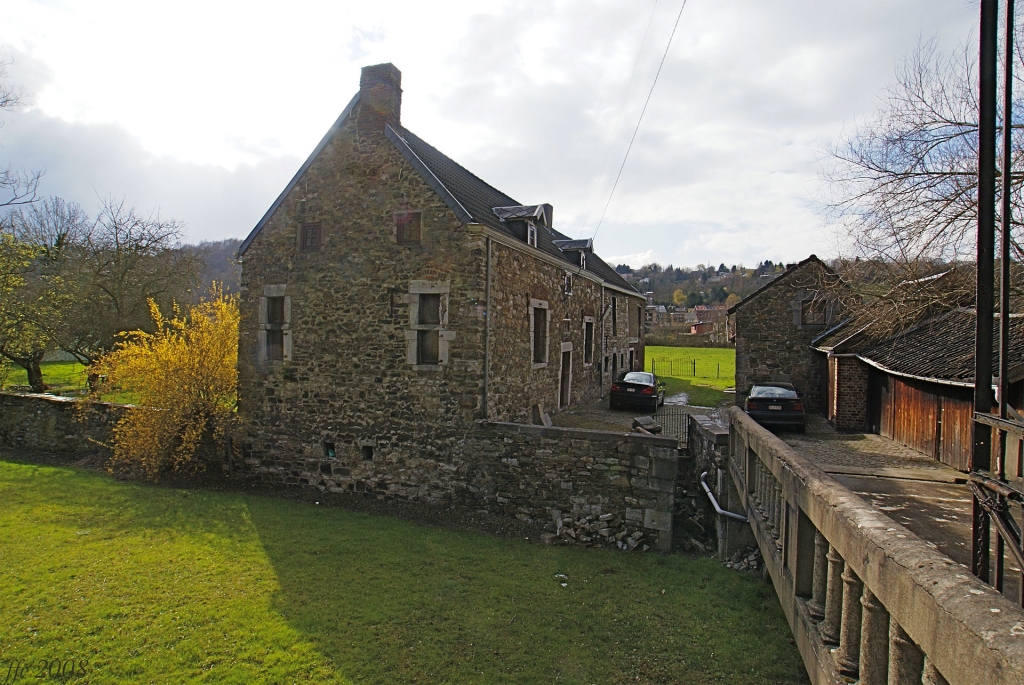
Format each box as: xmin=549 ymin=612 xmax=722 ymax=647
xmin=700 ymin=471 xmax=748 ymax=522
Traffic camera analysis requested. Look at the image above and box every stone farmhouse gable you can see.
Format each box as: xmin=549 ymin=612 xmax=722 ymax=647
xmin=728 ymin=255 xmax=842 ymax=412
xmin=235 ymin=63 xmax=646 ymax=471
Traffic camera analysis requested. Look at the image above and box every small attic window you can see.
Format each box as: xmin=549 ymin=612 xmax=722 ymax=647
xmin=527 ymin=222 xmax=537 ymax=248
xmin=579 ymin=252 xmax=587 ymax=270
xmin=300 ymin=222 xmax=321 ymax=252
xmin=396 ymin=212 xmax=422 ymax=245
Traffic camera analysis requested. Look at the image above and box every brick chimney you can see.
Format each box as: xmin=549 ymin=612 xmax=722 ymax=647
xmin=357 ymin=63 xmax=402 ymax=134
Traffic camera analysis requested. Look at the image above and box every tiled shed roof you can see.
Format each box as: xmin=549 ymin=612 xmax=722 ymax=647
xmin=857 ymin=309 xmax=1024 ymax=385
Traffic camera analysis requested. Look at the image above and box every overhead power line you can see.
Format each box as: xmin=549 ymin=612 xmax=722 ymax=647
xmin=578 ymin=0 xmax=660 ymax=239
xmin=591 ymin=0 xmax=689 ymax=243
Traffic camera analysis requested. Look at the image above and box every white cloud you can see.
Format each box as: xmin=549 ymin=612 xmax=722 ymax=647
xmin=0 ymin=0 xmax=978 ymax=261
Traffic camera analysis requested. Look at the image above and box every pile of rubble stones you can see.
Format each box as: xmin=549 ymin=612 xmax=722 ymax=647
xmin=723 ymin=546 xmax=762 ymax=573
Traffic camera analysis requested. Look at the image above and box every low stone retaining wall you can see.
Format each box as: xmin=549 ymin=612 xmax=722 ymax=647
xmin=728 ymin=406 xmax=1024 ymax=685
xmin=242 ymin=421 xmax=680 ymax=552
xmin=0 ymin=392 xmax=122 ymax=454
xmin=0 ymin=393 xmax=681 ymax=552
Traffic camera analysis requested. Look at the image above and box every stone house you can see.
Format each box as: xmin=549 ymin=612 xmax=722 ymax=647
xmin=727 ymin=255 xmax=842 ymax=412
xmin=235 ymin=63 xmax=646 ymax=472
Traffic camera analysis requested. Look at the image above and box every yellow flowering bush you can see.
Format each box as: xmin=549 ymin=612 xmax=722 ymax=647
xmin=92 ymin=287 xmax=239 ymax=477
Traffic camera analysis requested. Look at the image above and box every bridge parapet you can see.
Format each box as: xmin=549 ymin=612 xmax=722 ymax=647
xmin=727 ymin=406 xmax=1024 ymax=685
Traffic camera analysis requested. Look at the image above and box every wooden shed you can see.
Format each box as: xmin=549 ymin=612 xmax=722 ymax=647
xmin=815 ymin=309 xmax=1024 ymax=472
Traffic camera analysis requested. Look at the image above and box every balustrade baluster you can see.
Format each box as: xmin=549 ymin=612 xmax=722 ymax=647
xmin=807 ymin=530 xmax=827 ymax=620
xmin=771 ymin=479 xmax=782 ymax=540
xmin=858 ymin=588 xmax=889 ymax=685
xmin=888 ymin=621 xmax=924 ymax=685
xmin=836 ymin=565 xmax=864 ymax=676
xmin=820 ymin=545 xmax=844 ymax=644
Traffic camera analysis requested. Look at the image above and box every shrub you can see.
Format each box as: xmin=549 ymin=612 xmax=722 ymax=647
xmin=92 ymin=287 xmax=239 ymax=477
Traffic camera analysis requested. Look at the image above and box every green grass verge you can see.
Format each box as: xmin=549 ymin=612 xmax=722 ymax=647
xmin=0 ymin=458 xmax=807 ymax=684
xmin=1 ymin=360 xmax=88 ymax=394
xmin=646 ymin=346 xmax=736 ymax=407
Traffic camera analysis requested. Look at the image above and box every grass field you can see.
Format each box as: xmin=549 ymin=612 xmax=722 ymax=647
xmin=0 ymin=457 xmax=806 ymax=684
xmin=1 ymin=360 xmax=88 ymax=394
xmin=645 ymin=346 xmax=736 ymax=407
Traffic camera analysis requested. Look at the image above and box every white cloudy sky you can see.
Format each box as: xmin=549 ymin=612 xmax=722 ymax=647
xmin=0 ymin=0 xmax=977 ymax=268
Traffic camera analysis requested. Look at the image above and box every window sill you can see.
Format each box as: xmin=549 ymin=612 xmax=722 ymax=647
xmin=412 ymin=364 xmax=442 ymax=371
xmin=532 ymin=362 xmax=548 ymax=370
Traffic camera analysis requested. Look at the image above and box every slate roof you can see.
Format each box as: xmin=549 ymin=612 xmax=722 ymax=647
xmin=810 ymin=318 xmax=872 ymax=354
xmin=855 ymin=309 xmax=1024 ymax=385
xmin=391 ymin=125 xmax=638 ymax=294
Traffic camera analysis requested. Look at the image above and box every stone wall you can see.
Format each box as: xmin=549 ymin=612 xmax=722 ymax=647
xmin=0 ymin=392 xmax=122 ymax=455
xmin=732 ymin=258 xmax=839 ymax=413
xmin=241 ymin=421 xmax=679 ymax=552
xmin=828 ymin=354 xmax=869 ymax=432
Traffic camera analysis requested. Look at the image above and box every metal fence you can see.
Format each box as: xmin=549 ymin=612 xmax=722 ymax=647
xmin=655 ymin=405 xmax=689 ymax=446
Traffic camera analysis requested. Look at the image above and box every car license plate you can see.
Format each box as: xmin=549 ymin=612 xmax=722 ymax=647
xmin=626 ymin=388 xmax=635 ymax=393
xmin=769 ymin=404 xmax=782 ymax=410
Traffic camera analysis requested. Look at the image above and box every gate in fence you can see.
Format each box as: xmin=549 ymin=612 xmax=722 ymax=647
xmin=655 ymin=405 xmax=689 ymax=445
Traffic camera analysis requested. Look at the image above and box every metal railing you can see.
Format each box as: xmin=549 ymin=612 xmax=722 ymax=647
xmin=971 ymin=412 xmax=1024 ymax=604
xmin=728 ymin=406 xmax=1024 ymax=685
xmin=655 ymin=405 xmax=689 ymax=445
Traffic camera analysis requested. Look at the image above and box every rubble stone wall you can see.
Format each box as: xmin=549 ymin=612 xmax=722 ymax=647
xmin=732 ymin=260 xmax=837 ymax=412
xmin=0 ymin=392 xmax=122 ymax=455
xmin=241 ymin=421 xmax=680 ymax=552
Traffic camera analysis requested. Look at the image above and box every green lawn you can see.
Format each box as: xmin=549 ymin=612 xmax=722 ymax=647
xmin=1 ymin=360 xmax=88 ymax=394
xmin=0 ymin=458 xmax=806 ymax=684
xmin=645 ymin=346 xmax=736 ymax=407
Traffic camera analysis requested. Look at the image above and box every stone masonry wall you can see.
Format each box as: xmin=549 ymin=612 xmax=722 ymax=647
xmin=733 ymin=260 xmax=837 ymax=412
xmin=485 ymin=238 xmax=645 ymax=422
xmin=829 ymin=354 xmax=869 ymax=432
xmin=241 ymin=421 xmax=679 ymax=552
xmin=0 ymin=392 xmax=123 ymax=454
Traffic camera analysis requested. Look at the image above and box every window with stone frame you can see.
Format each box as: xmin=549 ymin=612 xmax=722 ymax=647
xmin=584 ymin=319 xmax=595 ymax=365
xmin=259 ymin=286 xmax=291 ymax=363
xmin=801 ymin=298 xmax=827 ymax=326
xmin=396 ymin=212 xmax=422 ymax=245
xmin=530 ymin=299 xmax=549 ymax=367
xmin=417 ymin=294 xmax=441 ymax=364
xmin=300 ymin=222 xmax=321 ymax=252
xmin=404 ymin=281 xmax=454 ymax=369
xmin=611 ymin=296 xmax=618 ymax=336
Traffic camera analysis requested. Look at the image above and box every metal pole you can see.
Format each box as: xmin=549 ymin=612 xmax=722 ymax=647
xmin=976 ymin=0 xmax=999 ymax=473
xmin=999 ymin=0 xmax=1014 ymax=440
xmin=973 ymin=0 xmax=999 ymax=583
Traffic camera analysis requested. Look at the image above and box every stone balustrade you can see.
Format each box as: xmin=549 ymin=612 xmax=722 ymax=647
xmin=727 ymin=406 xmax=1024 ymax=685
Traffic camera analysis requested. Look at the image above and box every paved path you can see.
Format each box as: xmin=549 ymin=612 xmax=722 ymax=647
xmin=776 ymin=416 xmax=1022 ymax=597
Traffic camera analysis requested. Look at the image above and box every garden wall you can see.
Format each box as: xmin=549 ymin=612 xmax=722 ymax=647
xmin=0 ymin=392 xmax=681 ymax=552
xmin=0 ymin=392 xmax=122 ymax=455
xmin=241 ymin=421 xmax=680 ymax=551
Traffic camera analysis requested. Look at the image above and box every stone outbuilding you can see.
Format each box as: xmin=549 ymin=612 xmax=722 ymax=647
xmin=727 ymin=255 xmax=843 ymax=412
xmin=235 ymin=63 xmax=647 ymax=474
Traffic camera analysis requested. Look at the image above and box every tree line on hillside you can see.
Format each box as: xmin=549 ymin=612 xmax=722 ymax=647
xmin=614 ymin=261 xmax=786 ymax=307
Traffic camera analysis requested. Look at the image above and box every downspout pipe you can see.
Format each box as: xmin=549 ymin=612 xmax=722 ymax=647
xmin=700 ymin=471 xmax=748 ymax=522
xmin=483 ymin=236 xmax=492 ymax=420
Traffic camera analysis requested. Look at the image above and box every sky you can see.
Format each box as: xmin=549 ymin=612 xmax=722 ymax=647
xmin=0 ymin=0 xmax=979 ymax=269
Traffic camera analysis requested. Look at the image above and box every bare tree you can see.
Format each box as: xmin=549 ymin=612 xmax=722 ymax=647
xmin=822 ymin=36 xmax=1024 ymax=338
xmin=0 ymin=56 xmax=41 ymax=209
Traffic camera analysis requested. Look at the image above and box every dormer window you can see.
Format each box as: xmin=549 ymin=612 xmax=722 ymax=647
xmin=527 ymin=222 xmax=537 ymax=248
xmin=579 ymin=252 xmax=586 ymax=270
